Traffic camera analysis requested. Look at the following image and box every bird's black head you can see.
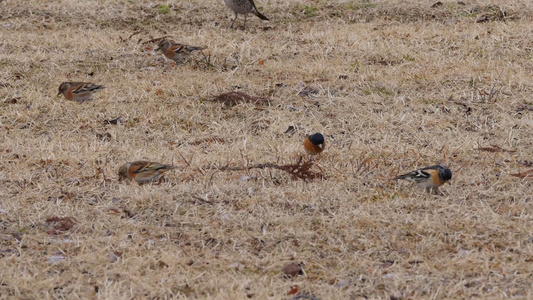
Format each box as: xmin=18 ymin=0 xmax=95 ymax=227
xmin=440 ymin=167 xmax=452 ymax=181
xmin=309 ymin=133 xmax=324 ymax=145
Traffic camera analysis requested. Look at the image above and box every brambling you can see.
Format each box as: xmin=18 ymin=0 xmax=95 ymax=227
xmin=394 ymin=165 xmax=452 ymax=192
xmin=223 ymin=0 xmax=269 ymax=29
xmin=157 ymin=40 xmax=207 ymax=63
xmin=118 ymin=161 xmax=177 ymax=184
xmin=304 ymin=133 xmax=325 ymax=155
xmin=57 ymin=82 xmax=105 ymax=102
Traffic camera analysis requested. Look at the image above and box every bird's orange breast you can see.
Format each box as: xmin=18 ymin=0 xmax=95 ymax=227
xmin=65 ymin=86 xmax=76 ymax=100
xmin=427 ymin=169 xmax=444 ymax=186
xmin=304 ymin=138 xmax=324 ymax=155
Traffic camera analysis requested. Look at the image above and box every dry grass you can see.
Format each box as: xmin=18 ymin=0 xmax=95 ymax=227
xmin=1 ymin=0 xmax=533 ymax=298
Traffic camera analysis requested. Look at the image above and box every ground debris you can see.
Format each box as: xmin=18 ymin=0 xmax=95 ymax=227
xmin=476 ymin=145 xmax=516 ymax=153
xmin=510 ymin=169 xmax=533 ymax=179
xmin=209 ymin=91 xmax=269 ymax=106
xmin=103 ymin=116 xmax=123 ymax=125
xmin=211 ymin=156 xmax=325 ymax=181
xmin=515 ymin=103 xmax=533 ymax=112
xmin=45 ymin=216 xmax=77 ymax=235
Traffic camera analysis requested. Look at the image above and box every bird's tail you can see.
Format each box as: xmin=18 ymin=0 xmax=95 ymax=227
xmin=392 ymin=173 xmax=413 ymax=181
xmin=182 ymin=46 xmax=207 ymax=54
xmin=189 ymin=46 xmax=207 ymax=52
xmin=82 ymin=84 xmax=106 ymax=92
xmin=254 ymin=11 xmax=269 ymax=20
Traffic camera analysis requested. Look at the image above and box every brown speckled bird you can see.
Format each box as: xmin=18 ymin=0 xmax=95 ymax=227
xmin=223 ymin=0 xmax=269 ymax=29
xmin=118 ymin=161 xmax=177 ymax=184
xmin=57 ymin=82 xmax=105 ymax=102
xmin=157 ymin=40 xmax=207 ymax=63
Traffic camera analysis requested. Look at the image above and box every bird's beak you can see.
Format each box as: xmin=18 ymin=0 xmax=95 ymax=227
xmin=57 ymin=91 xmax=61 ymax=96
xmin=319 ymin=143 xmax=324 ymax=149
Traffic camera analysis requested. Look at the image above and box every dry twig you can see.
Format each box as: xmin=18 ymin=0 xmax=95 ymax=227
xmin=209 ymin=91 xmax=269 ymax=106
xmin=207 ymin=156 xmax=324 ymax=180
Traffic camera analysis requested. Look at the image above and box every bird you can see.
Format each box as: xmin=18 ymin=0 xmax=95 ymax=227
xmin=393 ymin=165 xmax=452 ymax=192
xmin=57 ymin=82 xmax=105 ymax=102
xmin=118 ymin=161 xmax=177 ymax=184
xmin=157 ymin=40 xmax=207 ymax=63
xmin=304 ymin=133 xmax=325 ymax=155
xmin=223 ymin=0 xmax=269 ymax=29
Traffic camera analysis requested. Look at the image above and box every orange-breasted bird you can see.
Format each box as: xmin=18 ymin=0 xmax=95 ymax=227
xmin=157 ymin=40 xmax=207 ymax=64
xmin=304 ymin=133 xmax=325 ymax=155
xmin=394 ymin=165 xmax=452 ymax=192
xmin=57 ymin=82 xmax=105 ymax=102
xmin=118 ymin=161 xmax=177 ymax=184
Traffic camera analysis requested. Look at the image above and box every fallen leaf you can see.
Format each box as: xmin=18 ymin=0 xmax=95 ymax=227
xmin=45 ymin=216 xmax=77 ymax=234
xmin=510 ymin=169 xmax=533 ymax=179
xmin=287 ymin=285 xmax=299 ymax=295
xmin=4 ymin=97 xmax=20 ymax=104
xmin=258 ymin=60 xmax=264 ymax=66
xmin=109 ymin=251 xmax=122 ymax=262
xmin=158 ymin=260 xmax=169 ymax=268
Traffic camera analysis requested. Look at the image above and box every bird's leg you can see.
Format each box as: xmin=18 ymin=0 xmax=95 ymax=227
xmin=429 ymin=187 xmax=441 ymax=195
xmin=230 ymin=13 xmax=238 ymax=28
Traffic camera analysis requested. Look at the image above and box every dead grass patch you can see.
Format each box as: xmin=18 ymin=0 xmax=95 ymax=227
xmin=209 ymin=91 xmax=270 ymax=106
xmin=1 ymin=0 xmax=533 ymax=298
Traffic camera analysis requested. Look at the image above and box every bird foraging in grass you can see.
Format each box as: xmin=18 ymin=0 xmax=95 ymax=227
xmin=118 ymin=161 xmax=177 ymax=184
xmin=157 ymin=40 xmax=207 ymax=64
xmin=304 ymin=133 xmax=325 ymax=155
xmin=394 ymin=165 xmax=452 ymax=193
xmin=57 ymin=82 xmax=105 ymax=102
xmin=223 ymin=0 xmax=269 ymax=29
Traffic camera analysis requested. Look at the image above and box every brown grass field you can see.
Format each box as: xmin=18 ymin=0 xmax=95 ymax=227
xmin=2 ymin=0 xmax=533 ymax=298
